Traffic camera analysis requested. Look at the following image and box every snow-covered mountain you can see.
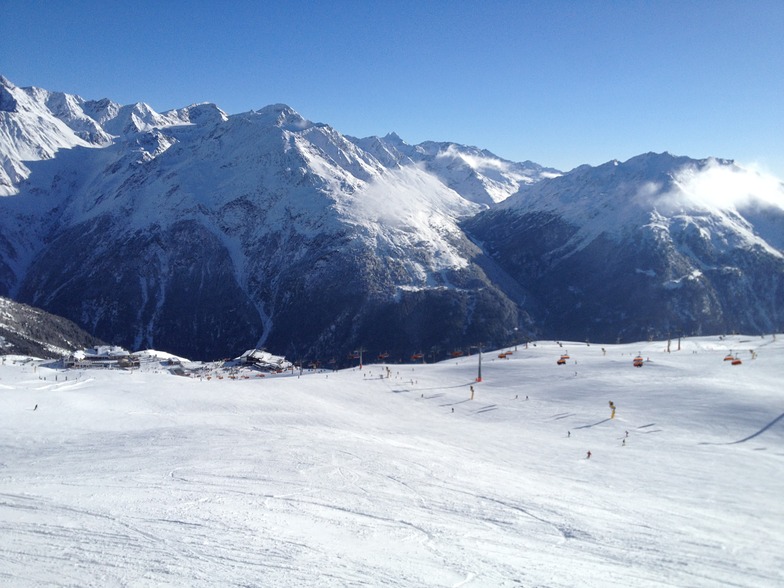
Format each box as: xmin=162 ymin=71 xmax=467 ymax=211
xmin=1 ymin=76 xmax=782 ymax=359
xmin=464 ymin=152 xmax=784 ymax=342
xmin=1 ymin=76 xmax=104 ymax=195
xmin=0 ymin=77 xmax=535 ymax=360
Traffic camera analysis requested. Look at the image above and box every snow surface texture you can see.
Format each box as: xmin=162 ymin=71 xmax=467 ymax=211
xmin=1 ymin=335 xmax=782 ymax=587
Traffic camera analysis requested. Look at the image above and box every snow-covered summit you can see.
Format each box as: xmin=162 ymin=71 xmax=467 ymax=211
xmin=349 ymin=133 xmax=560 ymax=206
xmin=0 ymin=76 xmax=232 ymax=195
xmin=498 ymin=151 xmax=784 ymax=257
xmin=171 ymin=102 xmax=229 ymax=126
xmin=95 ymin=101 xmax=172 ymax=136
xmin=0 ymin=78 xmax=107 ymax=195
xmin=1 ymin=74 xmax=556 ymax=206
xmin=252 ymin=103 xmax=312 ymax=131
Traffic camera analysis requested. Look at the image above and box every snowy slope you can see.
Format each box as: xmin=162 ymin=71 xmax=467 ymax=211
xmin=1 ymin=334 xmax=782 ymax=586
xmin=350 ymin=132 xmax=561 ymax=206
xmin=0 ymin=76 xmax=104 ymax=195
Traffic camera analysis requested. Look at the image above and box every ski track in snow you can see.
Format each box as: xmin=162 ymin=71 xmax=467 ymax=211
xmin=0 ymin=335 xmax=783 ymax=587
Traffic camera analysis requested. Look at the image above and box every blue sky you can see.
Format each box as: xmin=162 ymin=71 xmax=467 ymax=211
xmin=2 ymin=0 xmax=783 ymax=177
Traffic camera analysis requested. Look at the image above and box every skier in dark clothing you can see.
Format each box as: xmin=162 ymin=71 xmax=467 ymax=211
xmin=586 ymin=450 xmax=591 ymax=459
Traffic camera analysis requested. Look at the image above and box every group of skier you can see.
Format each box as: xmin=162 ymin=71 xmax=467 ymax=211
xmin=580 ymin=404 xmax=630 ymax=460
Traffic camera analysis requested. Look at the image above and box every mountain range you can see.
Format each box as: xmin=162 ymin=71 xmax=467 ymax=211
xmin=1 ymin=75 xmax=782 ymax=360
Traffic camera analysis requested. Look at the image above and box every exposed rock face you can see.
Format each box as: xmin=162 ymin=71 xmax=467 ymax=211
xmin=17 ymin=219 xmax=264 ymax=360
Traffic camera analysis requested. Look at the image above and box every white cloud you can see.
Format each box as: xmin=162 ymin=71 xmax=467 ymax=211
xmin=669 ymin=159 xmax=784 ymax=211
xmin=436 ymin=144 xmax=510 ymax=173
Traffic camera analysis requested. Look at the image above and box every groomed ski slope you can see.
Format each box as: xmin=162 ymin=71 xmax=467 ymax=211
xmin=1 ymin=335 xmax=782 ymax=587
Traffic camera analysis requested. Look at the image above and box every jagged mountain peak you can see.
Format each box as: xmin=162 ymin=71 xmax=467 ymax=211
xmin=170 ymin=102 xmax=228 ymax=126
xmin=81 ymin=97 xmax=122 ymax=125
xmin=97 ymin=101 xmax=176 ymax=136
xmin=0 ymin=77 xmax=108 ymax=195
xmin=382 ymin=131 xmax=404 ymax=143
xmin=251 ymin=103 xmax=311 ymax=131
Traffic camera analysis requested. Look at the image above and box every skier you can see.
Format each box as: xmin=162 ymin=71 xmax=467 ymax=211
xmin=33 ymin=404 xmax=38 ymax=411
xmin=586 ymin=450 xmax=591 ymax=459
xmin=622 ymin=439 xmax=626 ymax=446
xmin=568 ymin=430 xmax=571 ymax=438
